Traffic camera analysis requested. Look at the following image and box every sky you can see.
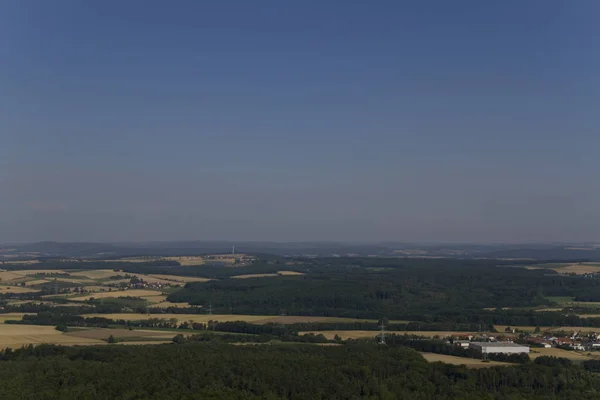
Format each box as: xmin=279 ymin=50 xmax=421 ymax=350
xmin=1 ymin=0 xmax=599 ymax=244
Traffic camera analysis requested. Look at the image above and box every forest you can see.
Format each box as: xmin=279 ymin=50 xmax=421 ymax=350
xmin=0 ymin=342 xmax=599 ymax=399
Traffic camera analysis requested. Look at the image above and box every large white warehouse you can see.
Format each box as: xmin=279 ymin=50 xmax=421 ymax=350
xmin=469 ymin=342 xmax=529 ymax=354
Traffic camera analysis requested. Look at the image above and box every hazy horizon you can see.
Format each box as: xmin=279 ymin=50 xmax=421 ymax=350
xmin=2 ymin=1 xmax=599 ymax=243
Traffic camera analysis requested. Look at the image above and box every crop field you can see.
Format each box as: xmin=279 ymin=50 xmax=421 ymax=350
xmin=81 ymin=313 xmax=276 ymax=324
xmin=147 ymin=274 xmax=210 ymax=283
xmin=68 ymin=289 xmax=165 ymax=302
xmin=65 ymin=328 xmax=175 ymax=341
xmin=231 ymin=273 xmax=279 ymax=279
xmin=528 ymin=263 xmax=600 ymax=275
xmin=0 ymin=286 xmax=39 ymax=294
xmin=0 ymin=313 xmax=25 ymax=323
xmin=419 ymin=352 xmax=514 ymax=368
xmin=70 ymin=269 xmax=119 ymax=280
xmin=0 ymin=325 xmax=104 ymax=349
xmin=529 ymin=347 xmax=595 ymax=361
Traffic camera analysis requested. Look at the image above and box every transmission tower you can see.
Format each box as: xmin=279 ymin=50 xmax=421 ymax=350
xmin=378 ymin=321 xmax=387 ymax=345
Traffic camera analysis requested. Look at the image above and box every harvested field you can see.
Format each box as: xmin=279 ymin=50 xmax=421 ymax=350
xmin=419 ymin=352 xmax=514 ymax=368
xmin=68 ymin=289 xmax=165 ymax=301
xmin=496 ymin=325 xmax=600 ymax=334
xmin=277 ymin=271 xmax=305 ymax=276
xmin=65 ymin=328 xmax=174 ymax=341
xmin=140 ymin=295 xmax=168 ymax=303
xmin=163 ymin=256 xmax=206 ymax=266
xmin=23 ymin=279 xmax=50 ymax=286
xmin=0 ymin=325 xmax=103 ymax=349
xmin=251 ymin=316 xmax=382 ymax=324
xmin=82 ymin=313 xmax=275 ymax=324
xmin=556 ymin=263 xmax=600 ymax=275
xmin=70 ymin=270 xmax=118 ymax=280
xmin=13 ymin=270 xmax=71 ymax=276
xmin=529 ymin=347 xmax=594 ymax=361
xmin=0 ymin=313 xmax=25 ymax=323
xmin=231 ymin=274 xmax=278 ymax=279
xmin=535 ymin=308 xmax=564 ymax=312
xmin=147 ymin=274 xmax=210 ymax=283
xmin=0 ymin=271 xmax=26 ymax=282
xmin=0 ymin=286 xmax=39 ymax=294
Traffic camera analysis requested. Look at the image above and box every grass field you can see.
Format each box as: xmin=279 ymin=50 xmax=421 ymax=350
xmin=419 ymin=352 xmax=514 ymax=368
xmin=68 ymin=289 xmax=165 ymax=302
xmin=528 ymin=263 xmax=600 ymax=275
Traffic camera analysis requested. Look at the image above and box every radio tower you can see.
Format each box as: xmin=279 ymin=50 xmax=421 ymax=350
xmin=378 ymin=320 xmax=387 ymax=345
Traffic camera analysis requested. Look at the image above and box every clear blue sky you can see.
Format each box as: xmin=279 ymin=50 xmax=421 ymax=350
xmin=1 ymin=1 xmax=599 ymax=243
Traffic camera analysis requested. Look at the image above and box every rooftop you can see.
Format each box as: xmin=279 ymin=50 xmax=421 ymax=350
xmin=470 ymin=342 xmax=528 ymax=348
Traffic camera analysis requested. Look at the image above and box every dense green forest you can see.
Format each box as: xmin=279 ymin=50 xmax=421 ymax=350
xmin=165 ymin=259 xmax=600 ymax=322
xmin=0 ymin=342 xmax=599 ymax=399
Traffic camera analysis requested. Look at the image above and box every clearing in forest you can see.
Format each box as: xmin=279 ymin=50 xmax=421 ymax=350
xmin=231 ymin=271 xmax=305 ymax=279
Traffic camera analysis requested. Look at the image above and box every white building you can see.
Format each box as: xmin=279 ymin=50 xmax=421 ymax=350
xmin=469 ymin=342 xmax=529 ymax=354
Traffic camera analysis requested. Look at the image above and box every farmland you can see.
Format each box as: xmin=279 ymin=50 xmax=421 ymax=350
xmin=529 ymin=347 xmax=595 ymax=361
xmin=68 ymin=289 xmax=165 ymax=302
xmin=419 ymin=352 xmax=514 ymax=368
xmin=0 ymin=324 xmax=103 ymax=349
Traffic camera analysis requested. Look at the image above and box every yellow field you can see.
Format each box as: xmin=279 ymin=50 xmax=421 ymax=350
xmin=277 ymin=271 xmax=305 ymax=276
xmin=81 ymin=313 xmax=273 ymax=323
xmin=419 ymin=352 xmax=513 ymax=368
xmin=14 ymin=269 xmax=71 ymax=276
xmin=529 ymin=347 xmax=594 ymax=361
xmin=496 ymin=325 xmax=600 ymax=333
xmin=232 ymin=274 xmax=278 ymax=279
xmin=0 ymin=325 xmax=104 ymax=349
xmin=22 ymin=279 xmax=50 ymax=285
xmin=0 ymin=313 xmax=25 ymax=323
xmin=0 ymin=271 xmax=26 ymax=282
xmin=140 ymin=295 xmax=168 ymax=303
xmin=163 ymin=256 xmax=206 ymax=266
xmin=68 ymin=289 xmax=165 ymax=301
xmin=556 ymin=263 xmax=600 ymax=275
xmin=147 ymin=274 xmax=210 ymax=283
xmin=70 ymin=270 xmax=118 ymax=280
xmin=0 ymin=286 xmax=39 ymax=294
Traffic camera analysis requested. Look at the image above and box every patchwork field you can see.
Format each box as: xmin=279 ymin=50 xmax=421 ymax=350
xmin=419 ymin=352 xmax=514 ymax=368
